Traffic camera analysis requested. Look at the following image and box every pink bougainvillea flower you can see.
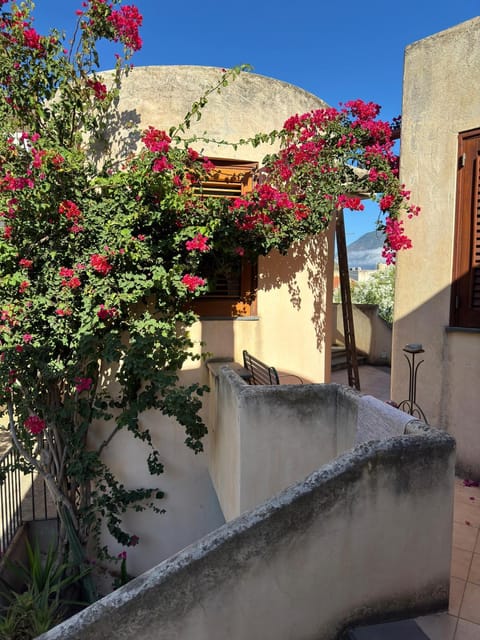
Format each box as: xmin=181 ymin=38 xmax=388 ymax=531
xmin=64 ymin=277 xmax=81 ymax=289
xmin=336 ymin=195 xmax=364 ymax=211
xmin=202 ymin=158 xmax=215 ymax=172
xmin=19 ymin=258 xmax=33 ymax=269
xmin=118 ymin=551 xmax=127 ymax=560
xmin=75 ymin=377 xmax=93 ymax=393
xmin=87 ymin=79 xmax=107 ymax=101
xmin=90 ymin=254 xmax=112 ymax=275
xmin=59 ymin=267 xmax=75 ymax=278
xmin=128 ymin=534 xmax=139 ymax=547
xmin=55 ymin=308 xmax=72 ymax=316
xmin=152 ymin=156 xmax=173 ymax=172
xmin=294 ymin=204 xmax=310 ymax=220
xmin=107 ymin=4 xmax=143 ymax=51
xmin=51 ymin=154 xmax=65 ymax=167
xmin=379 ymin=194 xmax=395 ymax=212
xmin=185 ymin=234 xmax=210 ymax=252
xmin=22 ymin=334 xmax=33 ymax=343
xmin=181 ymin=274 xmax=206 ymax=292
xmin=58 ymin=200 xmax=82 ymax=220
xmin=382 ymin=217 xmax=412 ymax=265
xmin=23 ymin=27 xmax=43 ymax=51
xmin=97 ymin=304 xmax=117 ymax=321
xmin=18 ymin=280 xmax=30 ymax=294
xmin=141 ymin=127 xmax=170 ymax=153
xmin=24 ymin=415 xmax=46 ymax=435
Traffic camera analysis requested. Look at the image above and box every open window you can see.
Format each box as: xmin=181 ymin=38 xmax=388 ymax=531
xmin=451 ymin=129 xmax=480 ymax=327
xmin=191 ymin=159 xmax=258 ymax=318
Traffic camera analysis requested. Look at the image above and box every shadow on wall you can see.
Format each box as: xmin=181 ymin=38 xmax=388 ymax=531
xmin=90 ymin=106 xmax=142 ymax=167
xmin=392 ymin=277 xmax=480 ymax=479
xmin=333 ymin=303 xmax=392 ymax=365
xmin=258 ymin=233 xmax=331 ymax=355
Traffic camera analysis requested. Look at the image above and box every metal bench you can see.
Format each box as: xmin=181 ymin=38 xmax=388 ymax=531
xmin=242 ymin=350 xmax=280 ymax=385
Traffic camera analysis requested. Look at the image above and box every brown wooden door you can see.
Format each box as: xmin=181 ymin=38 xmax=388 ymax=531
xmin=451 ymin=129 xmax=480 ymax=327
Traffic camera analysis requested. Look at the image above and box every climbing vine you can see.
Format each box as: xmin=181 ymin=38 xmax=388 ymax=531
xmin=0 ymin=0 xmax=418 ymax=593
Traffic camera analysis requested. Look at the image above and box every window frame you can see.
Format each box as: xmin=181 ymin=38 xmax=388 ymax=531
xmin=451 ymin=128 xmax=480 ymax=328
xmin=190 ymin=158 xmax=258 ymax=318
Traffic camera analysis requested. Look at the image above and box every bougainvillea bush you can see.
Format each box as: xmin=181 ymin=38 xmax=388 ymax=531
xmin=0 ymin=0 xmax=418 ymax=595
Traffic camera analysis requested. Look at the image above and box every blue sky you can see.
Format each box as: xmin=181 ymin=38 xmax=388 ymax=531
xmin=32 ymin=0 xmax=479 ymax=243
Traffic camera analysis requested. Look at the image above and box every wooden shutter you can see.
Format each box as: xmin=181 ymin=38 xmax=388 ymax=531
xmin=191 ymin=159 xmax=258 ymax=317
xmin=198 ymin=162 xmax=255 ymax=198
xmin=451 ymin=129 xmax=480 ymax=327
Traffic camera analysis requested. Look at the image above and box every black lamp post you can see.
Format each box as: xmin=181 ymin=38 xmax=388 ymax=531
xmin=397 ymin=343 xmax=428 ymax=423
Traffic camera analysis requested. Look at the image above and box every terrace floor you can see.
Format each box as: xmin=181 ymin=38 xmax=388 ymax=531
xmin=332 ymin=365 xmax=480 ymax=640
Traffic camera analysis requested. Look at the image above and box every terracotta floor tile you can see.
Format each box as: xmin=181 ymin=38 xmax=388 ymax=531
xmin=455 ymin=490 xmax=480 ymax=509
xmin=469 ymin=554 xmax=480 ymax=586
xmin=450 ymin=578 xmax=467 ymax=617
xmin=452 ymin=547 xmax=474 ymax=581
xmin=459 ymin=582 xmax=480 ymax=625
xmin=455 ymin=618 xmax=480 ymax=639
xmin=454 ymin=522 xmax=479 ymax=552
xmin=416 ymin=612 xmax=457 ymax=640
xmin=454 ymin=502 xmax=480 ymax=528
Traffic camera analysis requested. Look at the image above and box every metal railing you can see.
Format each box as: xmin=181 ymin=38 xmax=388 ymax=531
xmin=0 ymin=445 xmax=55 ymax=556
xmin=0 ymin=446 xmax=22 ymax=555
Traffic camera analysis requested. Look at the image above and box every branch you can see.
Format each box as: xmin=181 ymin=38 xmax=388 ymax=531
xmin=7 ymin=401 xmax=79 ymax=530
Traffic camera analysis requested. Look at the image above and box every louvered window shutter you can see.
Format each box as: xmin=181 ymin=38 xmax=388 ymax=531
xmin=451 ymin=129 xmax=480 ymax=327
xmin=191 ymin=159 xmax=258 ymax=317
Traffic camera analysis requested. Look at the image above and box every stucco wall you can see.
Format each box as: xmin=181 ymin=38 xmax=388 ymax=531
xmin=93 ymin=67 xmax=334 ymax=575
xmin=101 ymin=65 xmax=328 ymax=162
xmin=334 ymin=303 xmax=392 ymax=364
xmin=208 ymin=367 xmax=412 ymax=520
xmin=39 ymin=384 xmax=455 ymax=640
xmin=185 ymin=234 xmax=334 ymax=386
xmin=392 ymin=17 xmax=480 ymax=477
xmin=103 ymin=66 xmax=333 ymax=384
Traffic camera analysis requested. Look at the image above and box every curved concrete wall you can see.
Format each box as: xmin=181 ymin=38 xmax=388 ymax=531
xmin=39 ymin=379 xmax=455 ymax=640
xmin=102 ymin=65 xmax=328 ymax=161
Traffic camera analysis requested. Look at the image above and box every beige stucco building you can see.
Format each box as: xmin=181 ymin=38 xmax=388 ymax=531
xmin=94 ymin=66 xmax=334 ymax=575
xmin=392 ymin=17 xmax=480 ymax=478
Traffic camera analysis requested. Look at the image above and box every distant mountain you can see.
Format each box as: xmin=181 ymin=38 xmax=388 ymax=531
xmin=346 ymin=231 xmax=385 ymax=270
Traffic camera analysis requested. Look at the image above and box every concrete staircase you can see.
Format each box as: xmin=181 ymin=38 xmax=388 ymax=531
xmin=331 ymin=345 xmax=368 ymax=371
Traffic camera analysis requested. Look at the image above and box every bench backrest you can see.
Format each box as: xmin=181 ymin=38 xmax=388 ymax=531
xmin=242 ymin=350 xmax=280 ymax=385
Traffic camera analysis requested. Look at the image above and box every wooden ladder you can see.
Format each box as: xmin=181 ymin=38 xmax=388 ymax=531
xmin=335 ymin=209 xmax=360 ymax=391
